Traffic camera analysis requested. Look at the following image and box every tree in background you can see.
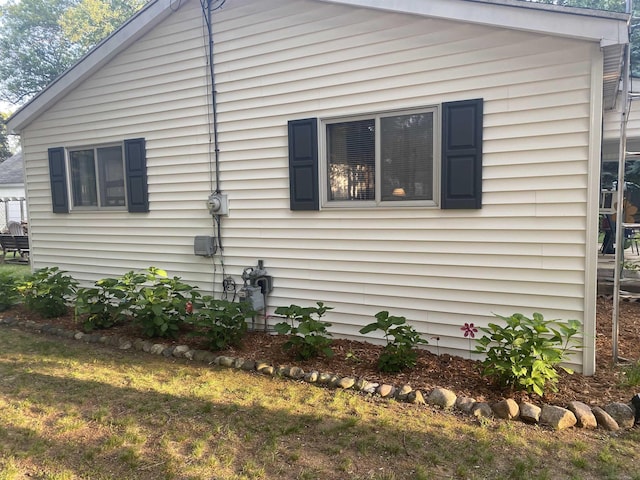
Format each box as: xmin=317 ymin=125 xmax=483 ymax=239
xmin=0 ymin=113 xmax=12 ymax=162
xmin=0 ymin=0 xmax=81 ymax=105
xmin=0 ymin=0 xmax=144 ymax=107
xmin=59 ymin=0 xmax=146 ymax=50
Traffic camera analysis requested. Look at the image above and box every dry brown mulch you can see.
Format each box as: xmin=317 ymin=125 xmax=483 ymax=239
xmin=2 ymin=296 xmax=640 ymax=407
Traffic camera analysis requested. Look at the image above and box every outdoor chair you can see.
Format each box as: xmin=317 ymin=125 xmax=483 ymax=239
xmin=14 ymin=235 xmax=30 ymax=261
xmin=0 ymin=234 xmax=20 ymax=263
xmin=600 ymin=214 xmax=640 ymax=254
xmin=7 ymin=221 xmax=24 ymax=236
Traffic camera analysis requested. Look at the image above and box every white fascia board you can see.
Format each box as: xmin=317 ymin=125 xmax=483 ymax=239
xmin=318 ymin=0 xmax=629 ymax=46
xmin=6 ymin=0 xmax=190 ymax=134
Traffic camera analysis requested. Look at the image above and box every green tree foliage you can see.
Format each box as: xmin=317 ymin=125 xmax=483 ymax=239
xmin=59 ymin=0 xmax=146 ymax=50
xmin=0 ymin=113 xmax=12 ymax=162
xmin=0 ymin=0 xmax=81 ymax=105
xmin=0 ymin=0 xmax=144 ymax=106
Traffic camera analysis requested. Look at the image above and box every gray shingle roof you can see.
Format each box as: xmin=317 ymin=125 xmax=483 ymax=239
xmin=0 ymin=152 xmax=24 ymax=185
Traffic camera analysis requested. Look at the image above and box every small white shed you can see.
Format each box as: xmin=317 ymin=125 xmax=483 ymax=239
xmin=6 ymin=0 xmax=630 ymax=374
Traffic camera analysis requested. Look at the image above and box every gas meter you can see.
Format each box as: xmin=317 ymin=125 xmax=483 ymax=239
xmin=238 ymin=260 xmax=273 ymax=313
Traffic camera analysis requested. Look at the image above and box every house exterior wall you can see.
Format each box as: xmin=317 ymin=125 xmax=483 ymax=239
xmin=20 ymin=0 xmax=601 ymax=371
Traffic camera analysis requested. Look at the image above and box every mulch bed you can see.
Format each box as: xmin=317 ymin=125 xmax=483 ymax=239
xmin=2 ymin=296 xmax=640 ymax=407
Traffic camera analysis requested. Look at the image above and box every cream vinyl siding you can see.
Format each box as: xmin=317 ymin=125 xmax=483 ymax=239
xmin=21 ymin=0 xmax=599 ymax=371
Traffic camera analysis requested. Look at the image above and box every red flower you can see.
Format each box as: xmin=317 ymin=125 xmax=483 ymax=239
xmin=185 ymin=301 xmax=193 ymax=314
xmin=460 ymin=322 xmax=478 ymax=338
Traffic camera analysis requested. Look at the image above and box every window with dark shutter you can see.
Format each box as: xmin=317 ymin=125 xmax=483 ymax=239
xmin=288 ymin=118 xmax=319 ymax=211
xmin=47 ymin=138 xmax=149 ymax=213
xmin=322 ymin=108 xmax=437 ymax=206
xmin=48 ymin=147 xmax=69 ymax=213
xmin=124 ymin=138 xmax=149 ymax=213
xmin=441 ymin=98 xmax=483 ymax=209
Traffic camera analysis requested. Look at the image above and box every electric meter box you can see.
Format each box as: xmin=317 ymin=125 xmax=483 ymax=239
xmin=193 ymin=236 xmax=216 ymax=257
xmin=207 ymin=193 xmax=229 ymax=216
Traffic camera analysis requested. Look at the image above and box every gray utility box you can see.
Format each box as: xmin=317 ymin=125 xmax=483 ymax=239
xmin=193 ymin=236 xmax=216 ymax=257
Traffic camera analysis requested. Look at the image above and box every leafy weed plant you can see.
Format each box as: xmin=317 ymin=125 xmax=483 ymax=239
xmin=359 ymin=311 xmax=428 ymax=372
xmin=75 ymin=277 xmax=138 ymax=331
xmin=0 ymin=270 xmax=19 ymax=312
xmin=189 ymin=297 xmax=255 ymax=350
xmin=474 ymin=312 xmax=581 ymax=396
xmin=274 ymin=302 xmax=334 ymax=360
xmin=17 ymin=267 xmax=78 ymax=318
xmin=129 ymin=267 xmax=200 ymax=338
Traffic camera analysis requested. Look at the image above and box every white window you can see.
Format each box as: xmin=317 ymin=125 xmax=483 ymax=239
xmin=69 ymin=145 xmax=126 ymax=209
xmin=323 ymin=107 xmax=439 ymax=207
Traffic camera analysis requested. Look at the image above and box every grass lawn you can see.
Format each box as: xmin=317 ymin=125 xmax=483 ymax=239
xmin=0 ymin=263 xmax=30 ymax=279
xmin=0 ymin=327 xmax=639 ymax=480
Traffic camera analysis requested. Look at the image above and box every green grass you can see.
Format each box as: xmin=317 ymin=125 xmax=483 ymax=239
xmin=0 ymin=327 xmax=639 ymax=479
xmin=0 ymin=263 xmax=30 ymax=281
xmin=621 ymin=359 xmax=640 ymax=386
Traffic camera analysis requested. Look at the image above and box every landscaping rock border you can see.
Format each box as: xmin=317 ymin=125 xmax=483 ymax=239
xmin=2 ymin=315 xmax=639 ymax=432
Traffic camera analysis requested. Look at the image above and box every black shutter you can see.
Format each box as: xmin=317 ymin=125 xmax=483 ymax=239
xmin=48 ymin=147 xmax=69 ymax=213
xmin=124 ymin=138 xmax=149 ymax=213
xmin=441 ymin=99 xmax=483 ymax=209
xmin=288 ymin=118 xmax=319 ymax=211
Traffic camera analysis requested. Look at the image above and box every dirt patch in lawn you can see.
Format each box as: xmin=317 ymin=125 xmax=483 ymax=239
xmin=2 ymin=296 xmax=640 ymax=407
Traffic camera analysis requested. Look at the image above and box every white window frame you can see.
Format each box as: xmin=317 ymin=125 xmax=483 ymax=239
xmin=66 ymin=142 xmax=128 ymax=211
xmin=320 ymin=106 xmax=441 ymax=208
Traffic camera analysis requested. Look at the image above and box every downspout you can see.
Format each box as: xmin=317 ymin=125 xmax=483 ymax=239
xmin=612 ymin=0 xmax=634 ymax=364
xmin=585 ymin=46 xmax=604 ymax=376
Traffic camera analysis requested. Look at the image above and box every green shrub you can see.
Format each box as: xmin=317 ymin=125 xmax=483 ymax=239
xmin=17 ymin=267 xmax=78 ymax=318
xmin=0 ymin=271 xmax=19 ymax=312
xmin=474 ymin=312 xmax=581 ymax=396
xmin=274 ymin=302 xmax=334 ymax=360
xmin=75 ymin=277 xmax=134 ymax=332
xmin=189 ymin=297 xmax=254 ymax=350
xmin=129 ymin=267 xmax=199 ymax=338
xmin=359 ymin=311 xmax=428 ymax=372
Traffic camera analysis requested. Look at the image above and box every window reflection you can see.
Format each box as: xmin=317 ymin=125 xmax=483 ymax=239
xmin=327 ymin=119 xmax=375 ymax=201
xmin=70 ymin=150 xmax=98 ymax=207
xmin=69 ymin=145 xmax=126 ymax=209
xmin=325 ymin=110 xmax=435 ymax=204
xmin=381 ymin=113 xmax=433 ymax=202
